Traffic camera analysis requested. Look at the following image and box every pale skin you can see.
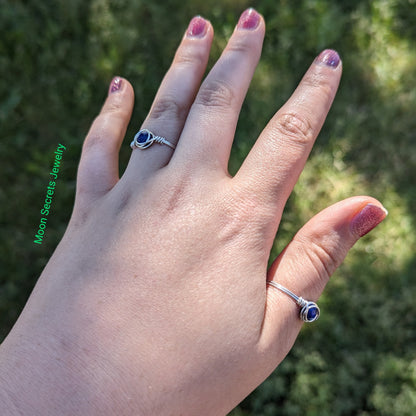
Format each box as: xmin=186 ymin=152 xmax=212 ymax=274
xmin=0 ymin=9 xmax=387 ymax=416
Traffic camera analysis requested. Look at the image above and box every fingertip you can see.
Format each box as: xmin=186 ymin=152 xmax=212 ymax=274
xmin=106 ymin=76 xmax=134 ymax=104
xmin=349 ymin=199 xmax=388 ymax=238
xmin=94 ymin=77 xmax=134 ymax=131
xmin=176 ymin=17 xmax=213 ymax=65
xmin=315 ymin=49 xmax=342 ymax=69
xmin=292 ymin=196 xmax=387 ymax=247
xmin=236 ymin=8 xmax=263 ymax=31
xmin=108 ymin=76 xmax=123 ymax=95
xmin=88 ymin=76 xmax=134 ymax=146
xmin=186 ymin=16 xmax=212 ymax=39
xmin=303 ymin=196 xmax=387 ymax=237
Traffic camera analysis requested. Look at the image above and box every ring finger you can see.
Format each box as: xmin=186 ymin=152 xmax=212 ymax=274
xmin=124 ymin=16 xmax=213 ymax=180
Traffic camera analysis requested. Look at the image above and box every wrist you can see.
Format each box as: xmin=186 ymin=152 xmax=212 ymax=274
xmin=0 ymin=327 xmax=105 ymax=415
xmin=0 ymin=318 xmax=151 ymax=416
xmin=0 ymin=371 xmax=19 ymax=416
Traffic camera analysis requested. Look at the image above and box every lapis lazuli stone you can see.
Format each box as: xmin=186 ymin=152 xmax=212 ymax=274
xmin=138 ymin=131 xmax=150 ymax=143
xmin=307 ymin=307 xmax=318 ymax=321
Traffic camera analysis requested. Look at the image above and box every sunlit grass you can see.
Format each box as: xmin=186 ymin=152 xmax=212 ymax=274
xmin=354 ymin=0 xmax=416 ymax=96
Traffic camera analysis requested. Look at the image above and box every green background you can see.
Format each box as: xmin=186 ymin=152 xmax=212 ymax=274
xmin=1 ymin=0 xmax=416 ymax=414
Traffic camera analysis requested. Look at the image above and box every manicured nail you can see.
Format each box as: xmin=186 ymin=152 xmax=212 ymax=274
xmin=315 ymin=49 xmax=341 ymax=68
xmin=350 ymin=204 xmax=388 ymax=237
xmin=109 ymin=76 xmax=122 ymax=94
xmin=187 ymin=16 xmax=208 ymax=38
xmin=237 ymin=8 xmax=261 ymax=30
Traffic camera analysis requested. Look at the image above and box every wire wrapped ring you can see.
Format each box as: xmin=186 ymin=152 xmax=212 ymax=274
xmin=266 ymin=280 xmax=320 ymax=323
xmin=130 ymin=129 xmax=176 ymax=150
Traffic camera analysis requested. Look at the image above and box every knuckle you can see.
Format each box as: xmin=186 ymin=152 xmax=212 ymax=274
xmin=174 ymin=45 xmax=207 ymax=68
xmin=194 ymin=79 xmax=236 ymax=109
xmin=83 ymin=121 xmax=117 ymax=153
xmin=150 ymin=168 xmax=194 ymax=215
xmin=83 ymin=135 xmax=100 ymax=151
xmin=69 ymin=205 xmax=90 ymax=228
xmin=160 ymin=179 xmax=187 ymax=214
xmin=273 ymin=112 xmax=314 ymax=145
xmin=303 ymin=71 xmax=334 ymax=98
xmin=84 ymin=122 xmax=105 ymax=150
xmin=85 ymin=103 xmax=127 ymax=150
xmin=296 ymin=235 xmax=342 ymax=285
xmin=148 ymin=95 xmax=188 ymax=121
xmin=101 ymin=99 xmax=125 ymax=116
xmin=215 ymin=189 xmax=274 ymax=253
xmin=226 ymin=37 xmax=254 ymax=55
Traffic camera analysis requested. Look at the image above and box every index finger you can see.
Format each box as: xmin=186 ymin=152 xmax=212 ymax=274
xmin=234 ymin=50 xmax=342 ymax=214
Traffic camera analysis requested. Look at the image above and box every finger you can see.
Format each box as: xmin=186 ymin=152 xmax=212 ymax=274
xmin=76 ymin=77 xmax=134 ymax=205
xmin=258 ymin=197 xmax=387 ymax=364
xmin=124 ymin=16 xmax=213 ymax=178
xmin=235 ymin=50 xmax=342 ymax=214
xmin=172 ymin=8 xmax=265 ymax=173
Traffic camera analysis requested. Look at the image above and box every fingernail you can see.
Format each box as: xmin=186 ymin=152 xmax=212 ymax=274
xmin=109 ymin=76 xmax=122 ymax=94
xmin=350 ymin=204 xmax=388 ymax=237
xmin=187 ymin=16 xmax=208 ymax=38
xmin=237 ymin=8 xmax=261 ymax=30
xmin=315 ymin=49 xmax=341 ymax=68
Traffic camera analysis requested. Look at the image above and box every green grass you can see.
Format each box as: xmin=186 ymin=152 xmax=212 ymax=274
xmin=1 ymin=0 xmax=416 ymax=414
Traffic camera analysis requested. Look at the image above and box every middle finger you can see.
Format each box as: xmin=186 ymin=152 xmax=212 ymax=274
xmin=172 ymin=9 xmax=265 ymax=174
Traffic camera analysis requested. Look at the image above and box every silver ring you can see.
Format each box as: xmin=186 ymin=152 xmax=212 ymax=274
xmin=130 ymin=129 xmax=176 ymax=150
xmin=266 ymin=281 xmax=320 ymax=323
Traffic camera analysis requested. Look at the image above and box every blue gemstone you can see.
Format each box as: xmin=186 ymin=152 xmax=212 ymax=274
xmin=307 ymin=307 xmax=318 ymax=321
xmin=138 ymin=131 xmax=150 ymax=143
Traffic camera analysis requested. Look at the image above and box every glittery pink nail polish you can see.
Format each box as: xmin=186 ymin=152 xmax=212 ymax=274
xmin=109 ymin=76 xmax=122 ymax=94
xmin=237 ymin=8 xmax=261 ymax=30
xmin=350 ymin=204 xmax=388 ymax=237
xmin=187 ymin=16 xmax=207 ymax=38
xmin=316 ymin=49 xmax=341 ymax=68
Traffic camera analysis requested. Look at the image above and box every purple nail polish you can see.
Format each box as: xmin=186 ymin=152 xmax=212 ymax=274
xmin=350 ymin=204 xmax=388 ymax=237
xmin=237 ymin=8 xmax=261 ymax=30
xmin=109 ymin=77 xmax=122 ymax=94
xmin=316 ymin=49 xmax=341 ymax=68
xmin=187 ymin=16 xmax=207 ymax=38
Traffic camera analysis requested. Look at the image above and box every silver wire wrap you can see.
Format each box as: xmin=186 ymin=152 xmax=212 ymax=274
xmin=266 ymin=280 xmax=320 ymax=323
xmin=130 ymin=129 xmax=176 ymax=150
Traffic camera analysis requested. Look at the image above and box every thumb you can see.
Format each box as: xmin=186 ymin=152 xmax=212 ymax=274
xmin=259 ymin=196 xmax=387 ymax=363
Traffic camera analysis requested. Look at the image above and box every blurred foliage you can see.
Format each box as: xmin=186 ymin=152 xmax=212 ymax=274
xmin=1 ymin=0 xmax=415 ymax=414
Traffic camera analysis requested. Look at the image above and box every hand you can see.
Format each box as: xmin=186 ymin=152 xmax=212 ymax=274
xmin=0 ymin=9 xmax=387 ymax=416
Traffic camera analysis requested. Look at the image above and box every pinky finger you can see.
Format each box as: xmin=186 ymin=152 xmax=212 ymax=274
xmin=76 ymin=77 xmax=134 ymax=207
